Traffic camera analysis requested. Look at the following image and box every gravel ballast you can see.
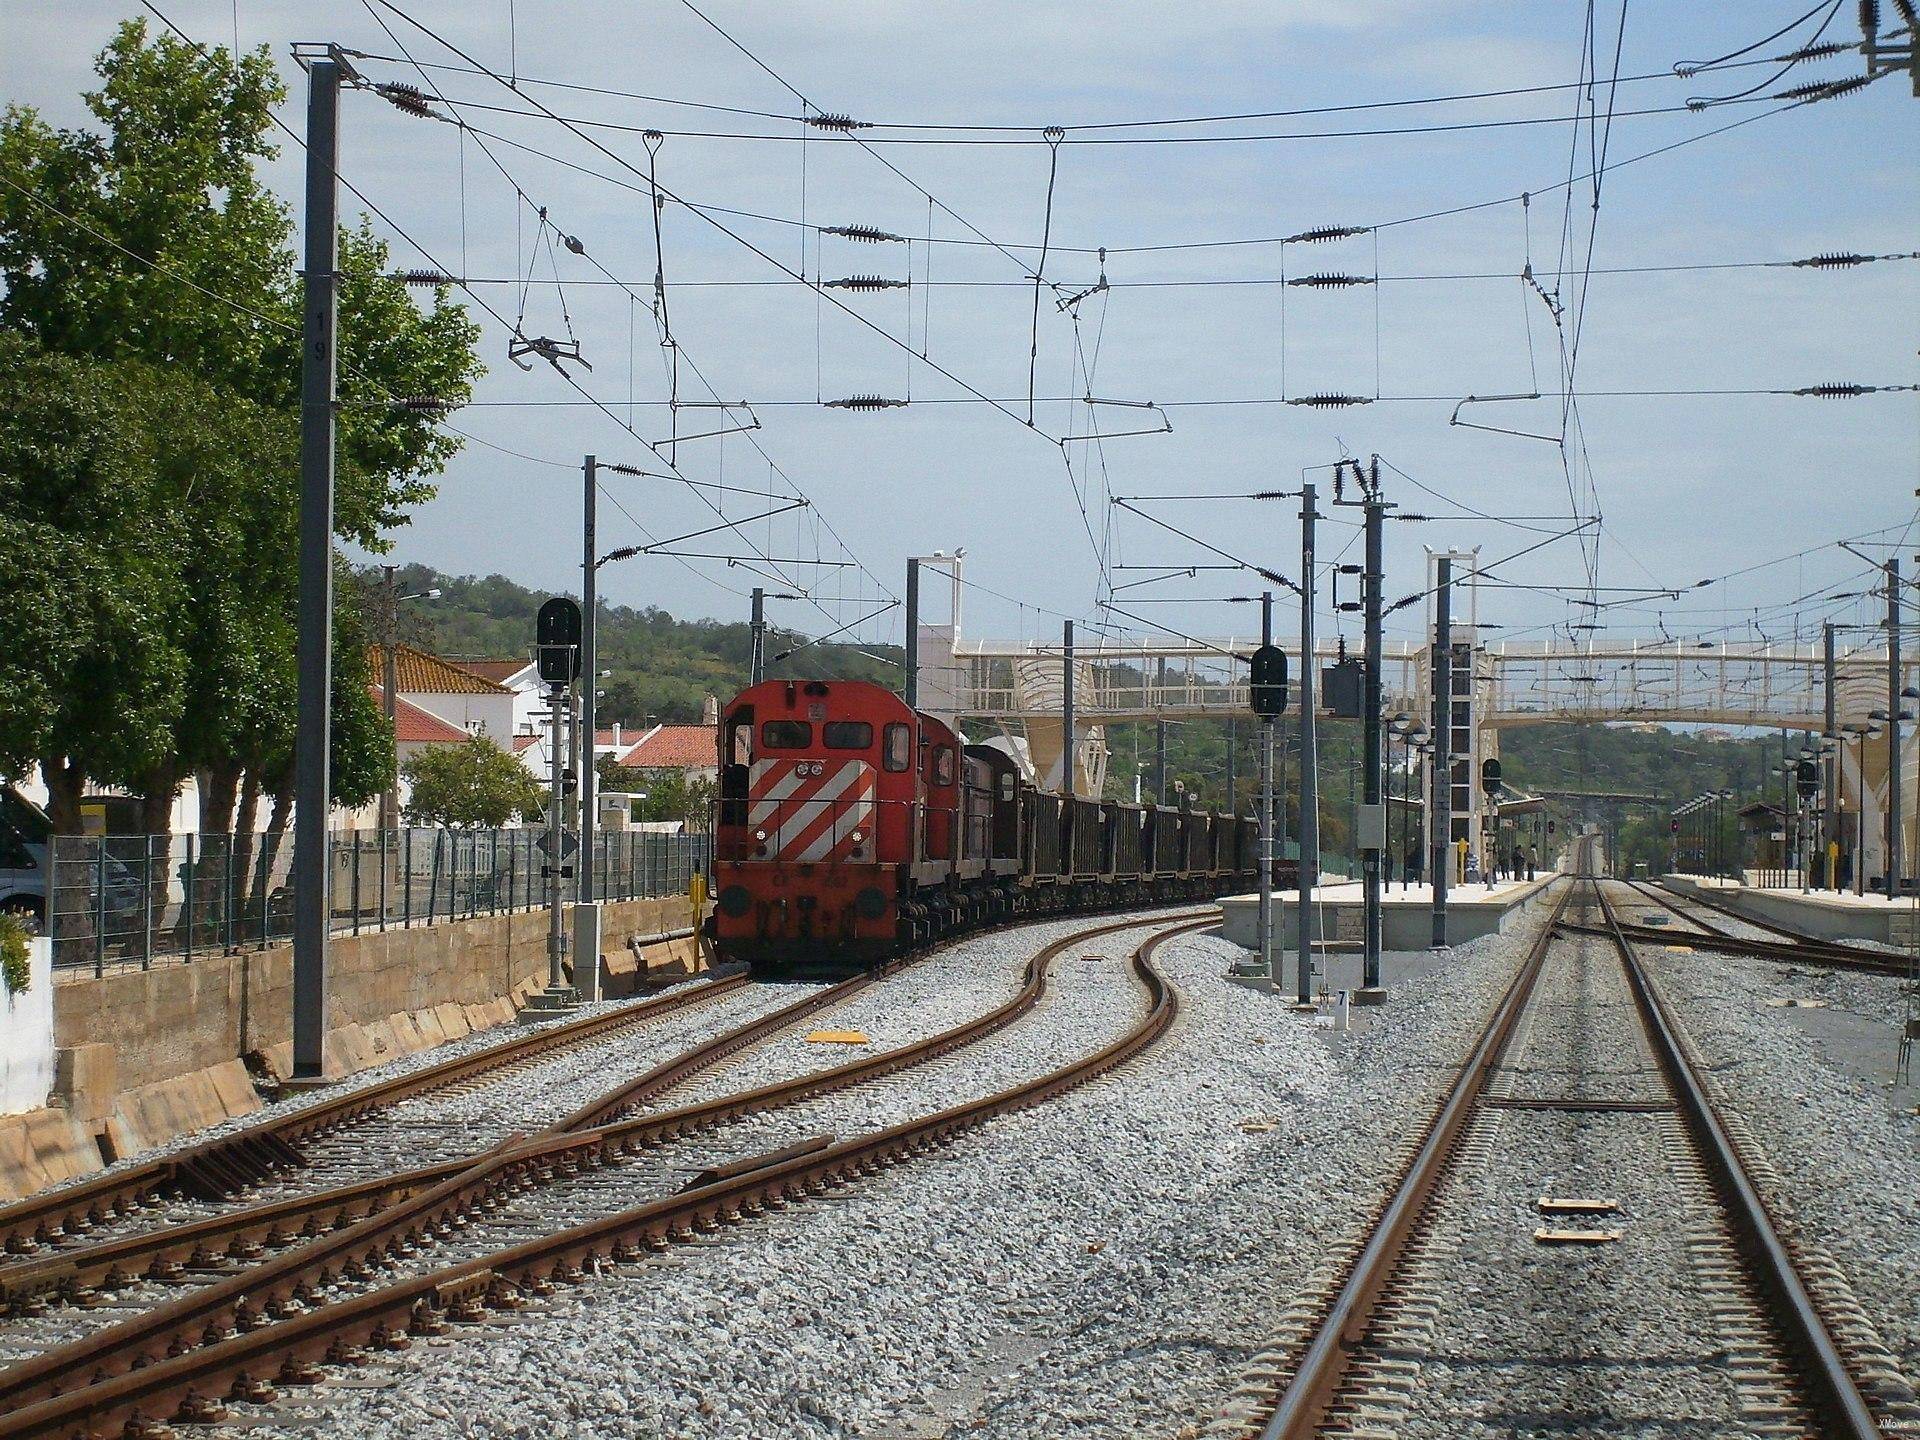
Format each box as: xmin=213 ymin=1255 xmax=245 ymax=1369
xmin=204 ymin=905 xmax=1558 ymax=1440
xmin=1643 ymin=942 xmax=1920 ymax=1394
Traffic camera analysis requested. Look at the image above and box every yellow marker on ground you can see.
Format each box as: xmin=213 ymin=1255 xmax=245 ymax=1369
xmin=1538 ymin=1197 xmax=1620 ymax=1215
xmin=805 ymin=1029 xmax=871 ymax=1045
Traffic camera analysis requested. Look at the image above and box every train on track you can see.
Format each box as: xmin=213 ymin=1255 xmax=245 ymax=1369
xmin=708 ymin=677 xmax=1261 ymax=972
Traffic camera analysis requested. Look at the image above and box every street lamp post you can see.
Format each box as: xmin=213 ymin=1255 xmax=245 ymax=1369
xmin=379 ymin=565 xmax=440 ymax=835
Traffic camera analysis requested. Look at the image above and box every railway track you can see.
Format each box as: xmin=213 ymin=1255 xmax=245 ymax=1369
xmin=0 ymin=908 xmax=1204 ymax=1439
xmin=0 ymin=969 xmax=757 ymax=1261
xmin=1210 ymin=859 xmax=1901 ymax=1440
xmin=0 ymin=967 xmax=870 ymax=1365
xmin=1607 ymin=876 xmax=1911 ymax=978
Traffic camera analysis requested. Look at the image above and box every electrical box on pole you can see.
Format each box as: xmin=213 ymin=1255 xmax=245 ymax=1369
xmin=1321 ymin=658 xmax=1364 ymax=720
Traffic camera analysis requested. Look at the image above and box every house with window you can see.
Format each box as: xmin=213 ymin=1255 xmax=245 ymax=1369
xmin=369 ymin=645 xmax=516 ymax=740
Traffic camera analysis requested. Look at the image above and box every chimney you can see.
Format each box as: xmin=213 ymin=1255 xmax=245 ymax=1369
xmin=614 ymin=723 xmax=622 ymax=749
xmin=702 ymin=693 xmax=719 ymax=726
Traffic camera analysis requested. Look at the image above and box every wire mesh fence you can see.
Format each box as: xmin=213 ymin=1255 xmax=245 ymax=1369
xmin=49 ymin=827 xmax=711 ymax=976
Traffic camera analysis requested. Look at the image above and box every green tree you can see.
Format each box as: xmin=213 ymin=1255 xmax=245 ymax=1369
xmin=0 ymin=22 xmax=482 ymax=831
xmin=0 ymin=335 xmax=188 ymax=830
xmin=629 ymin=770 xmax=717 ymax=829
xmin=402 ymin=736 xmax=543 ymax=829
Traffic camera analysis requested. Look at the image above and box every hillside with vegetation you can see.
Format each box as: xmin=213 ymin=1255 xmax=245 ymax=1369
xmin=362 ymin=565 xmax=902 ymax=728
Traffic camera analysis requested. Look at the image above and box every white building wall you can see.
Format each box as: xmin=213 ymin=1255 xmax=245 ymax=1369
xmin=1 ymin=937 xmax=54 ymax=1116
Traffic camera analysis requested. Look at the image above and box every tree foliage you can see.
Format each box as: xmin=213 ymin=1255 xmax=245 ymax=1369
xmin=0 ymin=335 xmax=188 ymax=824
xmin=0 ymin=22 xmax=482 ymax=829
xmin=392 ymin=566 xmax=902 ymax=727
xmin=402 ymin=736 xmax=543 ymax=830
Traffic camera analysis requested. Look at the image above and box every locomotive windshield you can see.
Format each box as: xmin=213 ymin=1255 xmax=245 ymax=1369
xmin=824 ymin=721 xmax=873 ymax=749
xmin=761 ymin=720 xmax=812 ymax=748
xmin=883 ymin=723 xmax=911 ymax=771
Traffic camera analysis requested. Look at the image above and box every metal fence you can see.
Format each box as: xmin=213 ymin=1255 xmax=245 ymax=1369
xmin=50 ymin=827 xmax=711 ymax=975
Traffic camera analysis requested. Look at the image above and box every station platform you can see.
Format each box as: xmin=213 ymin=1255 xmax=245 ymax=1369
xmin=1659 ymin=873 xmax=1919 ymax=947
xmin=1219 ymin=871 xmax=1561 ymax=954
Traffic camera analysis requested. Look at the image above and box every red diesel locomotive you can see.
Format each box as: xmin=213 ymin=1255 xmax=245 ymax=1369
xmin=710 ymin=678 xmax=1259 ymax=973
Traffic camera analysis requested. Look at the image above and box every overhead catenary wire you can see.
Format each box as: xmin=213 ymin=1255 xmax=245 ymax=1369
xmin=420 ymin=250 xmax=1920 ymax=288
xmin=341 ymin=46 xmax=1805 ymax=134
xmin=347 ymin=0 xmax=902 ymax=629
xmin=396 ymin=89 xmax=1801 ymax=147
xmin=135 ymin=0 xmax=889 ymax=614
xmin=366 ymin=0 xmax=1062 ymax=439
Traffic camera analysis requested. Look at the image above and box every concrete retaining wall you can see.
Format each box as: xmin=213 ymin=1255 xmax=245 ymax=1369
xmin=1221 ymin=872 xmax=1561 ymax=953
xmin=53 ymin=894 xmax=699 ymax=1093
xmin=1 ymin=938 xmax=54 ymax=1116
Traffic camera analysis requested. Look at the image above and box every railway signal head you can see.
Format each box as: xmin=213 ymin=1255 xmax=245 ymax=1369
xmin=536 ymin=597 xmax=583 ymax=687
xmin=1481 ymin=757 xmax=1503 ymax=798
xmin=1250 ymin=644 xmax=1289 ymax=717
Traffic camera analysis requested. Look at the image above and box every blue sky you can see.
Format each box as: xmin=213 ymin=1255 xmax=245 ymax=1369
xmin=6 ymin=1 xmax=1916 ymax=657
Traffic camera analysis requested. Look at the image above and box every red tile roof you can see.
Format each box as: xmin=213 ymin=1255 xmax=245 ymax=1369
xmin=371 ymin=686 xmax=472 ymax=744
xmin=449 ymin=658 xmax=532 ymax=685
xmin=618 ymin=725 xmax=713 ymax=769
xmin=367 ymin=644 xmax=511 ymax=695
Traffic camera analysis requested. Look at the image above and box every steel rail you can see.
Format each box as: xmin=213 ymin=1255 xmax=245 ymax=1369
xmin=0 ymin=971 xmax=858 ymax=1314
xmin=1615 ymin=877 xmax=1906 ymax=974
xmin=1256 ymin=874 xmax=1575 ymax=1439
xmin=0 ymin=909 xmax=1204 ymax=1424
xmin=0 ymin=970 xmax=753 ymax=1257
xmin=0 ymin=906 xmax=1199 ymax=1312
xmin=1257 ymin=865 xmax=1881 ymax=1440
xmin=0 ymin=914 xmax=1208 ymax=1440
xmin=1562 ymin=918 xmax=1906 ymax=978
xmin=1594 ymin=883 xmax=1882 ymax=1440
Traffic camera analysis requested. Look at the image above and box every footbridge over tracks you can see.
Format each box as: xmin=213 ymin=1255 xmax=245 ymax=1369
xmin=915 ymin=626 xmax=1916 ymax=880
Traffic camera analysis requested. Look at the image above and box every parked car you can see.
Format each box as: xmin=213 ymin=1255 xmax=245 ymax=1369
xmin=0 ymin=786 xmax=51 ymax=929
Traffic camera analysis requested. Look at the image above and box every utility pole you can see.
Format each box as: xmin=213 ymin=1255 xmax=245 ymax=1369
xmin=291 ymin=52 xmax=341 ymax=1083
xmin=580 ymin=455 xmax=598 ymax=903
xmin=749 ymin=586 xmax=767 ymax=685
xmin=1062 ymin=619 xmax=1076 ymax=797
xmin=1431 ymin=555 xmax=1452 ymax=947
xmin=1259 ymin=591 xmax=1275 ymax=979
xmin=1296 ymin=483 xmax=1319 ymax=1005
xmin=904 ymin=558 xmax=921 ymax=710
xmin=1154 ymin=657 xmax=1169 ymax=805
xmin=1358 ymin=464 xmax=1387 ymax=1002
xmin=380 ymin=565 xmax=400 ymax=836
xmin=547 ymin=682 xmax=569 ymax=991
xmin=1824 ymin=621 xmax=1838 ymax=890
xmin=1226 ymin=714 xmax=1237 ymax=816
xmin=1890 ymin=558 xmax=1904 ymax=899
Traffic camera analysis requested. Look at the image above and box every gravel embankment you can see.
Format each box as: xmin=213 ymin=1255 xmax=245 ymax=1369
xmin=212 ymin=908 xmax=1557 ymax=1440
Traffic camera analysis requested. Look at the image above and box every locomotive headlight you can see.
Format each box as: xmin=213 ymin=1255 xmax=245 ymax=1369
xmin=754 ymin=829 xmax=767 ymax=841
xmin=850 ymin=829 xmax=865 ymax=843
